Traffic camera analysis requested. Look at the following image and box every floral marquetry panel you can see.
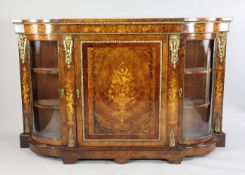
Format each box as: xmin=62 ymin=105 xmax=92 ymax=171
xmin=83 ymin=42 xmax=160 ymax=138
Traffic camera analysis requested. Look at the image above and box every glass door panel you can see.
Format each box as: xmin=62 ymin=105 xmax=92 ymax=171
xmin=30 ymin=41 xmax=61 ymax=139
xmin=183 ymin=40 xmax=214 ymax=139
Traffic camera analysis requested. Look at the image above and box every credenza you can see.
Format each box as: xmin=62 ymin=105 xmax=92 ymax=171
xmin=13 ymin=18 xmax=231 ymax=164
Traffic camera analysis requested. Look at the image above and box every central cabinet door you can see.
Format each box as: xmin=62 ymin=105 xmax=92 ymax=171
xmin=75 ymin=35 xmax=168 ymax=147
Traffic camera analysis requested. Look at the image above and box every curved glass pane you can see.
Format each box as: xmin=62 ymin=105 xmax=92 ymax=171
xmin=183 ymin=40 xmax=214 ymax=139
xmin=30 ymin=41 xmax=61 ymax=139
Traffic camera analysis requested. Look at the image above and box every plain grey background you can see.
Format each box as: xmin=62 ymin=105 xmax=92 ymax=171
xmin=0 ymin=0 xmax=244 ymax=174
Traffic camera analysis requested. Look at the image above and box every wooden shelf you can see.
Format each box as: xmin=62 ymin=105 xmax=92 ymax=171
xmin=32 ymin=68 xmax=59 ymax=75
xmin=184 ymin=98 xmax=209 ymax=109
xmin=34 ymin=99 xmax=60 ymax=109
xmin=185 ymin=67 xmax=211 ymax=75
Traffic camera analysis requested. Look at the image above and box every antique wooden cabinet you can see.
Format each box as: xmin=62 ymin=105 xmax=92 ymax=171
xmin=13 ymin=18 xmax=231 ymax=164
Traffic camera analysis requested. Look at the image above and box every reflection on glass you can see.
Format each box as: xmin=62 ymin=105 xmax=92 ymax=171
xmin=30 ymin=41 xmax=60 ymax=139
xmin=33 ymin=108 xmax=60 ymax=139
xmin=183 ymin=40 xmax=214 ymax=139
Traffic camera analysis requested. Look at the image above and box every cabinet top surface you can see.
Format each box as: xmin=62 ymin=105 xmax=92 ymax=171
xmin=13 ymin=18 xmax=232 ymax=24
xmin=13 ymin=18 xmax=232 ymax=34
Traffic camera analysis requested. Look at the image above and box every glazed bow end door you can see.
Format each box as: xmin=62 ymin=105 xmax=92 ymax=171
xmin=27 ymin=38 xmax=65 ymax=146
xmin=75 ymin=35 xmax=168 ymax=148
xmin=180 ymin=34 xmax=216 ymax=145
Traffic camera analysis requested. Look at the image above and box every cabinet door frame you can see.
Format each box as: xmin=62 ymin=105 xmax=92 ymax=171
xmin=74 ymin=34 xmax=168 ymax=148
xmin=178 ymin=33 xmax=217 ymax=145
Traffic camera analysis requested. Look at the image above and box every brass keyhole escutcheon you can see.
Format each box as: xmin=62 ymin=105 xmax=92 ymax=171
xmin=179 ymin=88 xmax=182 ymax=98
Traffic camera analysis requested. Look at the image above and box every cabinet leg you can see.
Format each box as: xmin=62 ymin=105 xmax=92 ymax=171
xmin=167 ymin=156 xmax=183 ymax=164
xmin=19 ymin=133 xmax=30 ymax=148
xmin=62 ymin=156 xmax=77 ymax=164
xmin=215 ymin=132 xmax=226 ymax=147
xmin=114 ymin=157 xmax=129 ymax=164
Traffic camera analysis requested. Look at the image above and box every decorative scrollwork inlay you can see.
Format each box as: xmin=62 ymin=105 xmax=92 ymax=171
xmin=169 ymin=34 xmax=180 ymax=69
xmin=63 ymin=35 xmax=73 ymax=67
xmin=214 ymin=63 xmax=224 ymax=133
xmin=168 ymin=68 xmax=178 ymax=147
xmin=22 ymin=67 xmax=31 ymax=134
xmin=215 ymin=65 xmax=224 ymax=109
xmin=18 ymin=34 xmax=28 ymax=64
xmin=168 ymin=76 xmax=178 ymax=126
xmin=168 ymin=76 xmax=177 ymax=147
xmin=217 ymin=32 xmax=227 ymax=63
xmin=65 ymin=77 xmax=75 ymax=147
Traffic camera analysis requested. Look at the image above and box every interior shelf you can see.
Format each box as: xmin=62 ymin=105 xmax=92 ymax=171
xmin=184 ymin=98 xmax=209 ymax=109
xmin=32 ymin=68 xmax=59 ymax=75
xmin=185 ymin=67 xmax=211 ymax=75
xmin=34 ymin=99 xmax=60 ymax=109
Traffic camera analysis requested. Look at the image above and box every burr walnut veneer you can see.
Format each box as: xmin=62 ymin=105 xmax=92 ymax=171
xmin=13 ymin=18 xmax=231 ymax=164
